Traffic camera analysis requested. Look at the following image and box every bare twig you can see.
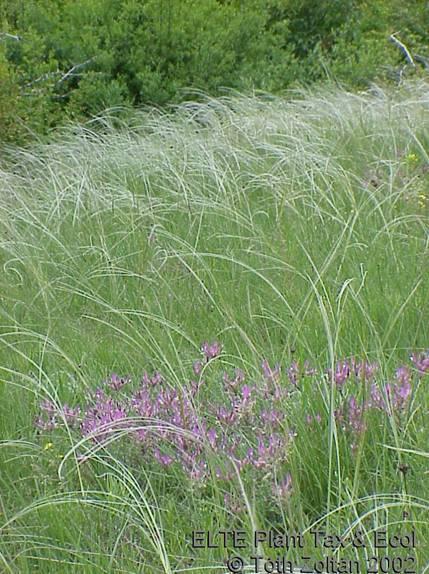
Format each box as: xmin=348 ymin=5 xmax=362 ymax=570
xmin=25 ymin=70 xmax=62 ymax=88
xmin=389 ymin=33 xmax=416 ymax=67
xmin=0 ymin=32 xmax=21 ymax=41
xmin=57 ymin=58 xmax=94 ymax=84
xmin=23 ymin=58 xmax=95 ymax=93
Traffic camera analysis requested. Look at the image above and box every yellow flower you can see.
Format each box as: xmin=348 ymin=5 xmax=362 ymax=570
xmin=406 ymin=153 xmax=418 ymax=163
xmin=418 ymin=193 xmax=428 ymax=208
xmin=43 ymin=442 xmax=54 ymax=451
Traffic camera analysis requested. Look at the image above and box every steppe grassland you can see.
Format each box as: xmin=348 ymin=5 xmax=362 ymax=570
xmin=0 ymin=81 xmax=428 ymax=573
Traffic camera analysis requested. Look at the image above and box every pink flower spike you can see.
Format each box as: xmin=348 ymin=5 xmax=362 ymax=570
xmin=207 ymin=428 xmax=217 ymax=447
xmin=241 ymin=385 xmax=251 ymax=401
xmin=273 ymin=473 xmax=292 ymax=499
xmin=261 ymin=359 xmax=280 ymax=382
xmin=201 ymin=341 xmax=222 ymax=361
xmin=193 ymin=360 xmax=203 ymax=375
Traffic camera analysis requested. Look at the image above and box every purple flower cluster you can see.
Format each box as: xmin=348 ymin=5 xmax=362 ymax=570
xmin=105 ymin=373 xmax=131 ymax=391
xmin=272 ymin=472 xmax=293 ymax=500
xmin=368 ymin=366 xmax=412 ymax=412
xmin=80 ymin=388 xmax=128 ymax=442
xmin=334 ymin=358 xmax=418 ymax=450
xmin=201 ymin=340 xmax=223 ymax=361
xmin=192 ymin=341 xmax=223 ymax=376
xmin=327 ymin=358 xmax=378 ymax=386
xmin=35 ymin=344 xmax=295 ymax=494
xmin=35 ymin=344 xmax=427 ymax=494
xmin=35 ymin=400 xmax=80 ymax=431
xmin=410 ymin=351 xmax=429 ymax=374
xmin=261 ymin=358 xmax=317 ymax=393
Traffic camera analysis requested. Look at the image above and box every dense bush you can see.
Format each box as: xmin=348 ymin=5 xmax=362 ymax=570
xmin=0 ymin=0 xmax=428 ymax=143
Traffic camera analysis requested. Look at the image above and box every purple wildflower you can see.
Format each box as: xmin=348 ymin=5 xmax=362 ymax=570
xmin=40 ymin=399 xmax=56 ymax=414
xmin=410 ymin=351 xmax=429 ymax=374
xmin=252 ymin=434 xmax=288 ymax=469
xmin=201 ymin=341 xmax=222 ymax=361
xmin=81 ymin=394 xmax=128 ymax=443
xmin=261 ymin=360 xmax=287 ymax=400
xmin=370 ymin=383 xmax=385 ymax=410
xmin=193 ymin=360 xmax=203 ymax=375
xmin=34 ymin=415 xmax=57 ymax=431
xmin=154 ymin=448 xmax=174 ymax=467
xmin=141 ymin=371 xmax=163 ymax=387
xmin=306 ymin=413 xmax=322 ymax=425
xmin=353 ymin=359 xmax=378 ymax=381
xmin=261 ymin=409 xmax=284 ymax=427
xmin=303 ymin=360 xmax=317 ymax=376
xmin=105 ymin=373 xmax=130 ymax=391
xmin=272 ymin=473 xmax=292 ymax=499
xmin=216 ymin=405 xmax=238 ymax=425
xmin=393 ymin=381 xmax=412 ymax=406
xmin=61 ymin=404 xmax=81 ymax=425
xmin=188 ymin=461 xmax=208 ymax=483
xmin=206 ymin=428 xmax=217 ymax=448
xmin=189 ymin=379 xmax=204 ymax=397
xmin=223 ymin=368 xmax=245 ymax=392
xmin=287 ymin=361 xmax=299 ymax=385
xmin=347 ymin=396 xmax=366 ymax=434
xmin=36 ymin=347 xmax=422 ymax=498
xmin=261 ymin=359 xmax=280 ymax=382
xmin=156 ymin=388 xmax=178 ymax=410
xmin=241 ymin=384 xmax=251 ymax=401
xmin=133 ymin=428 xmax=149 ymax=442
xmin=386 ymin=379 xmax=412 ymax=410
xmin=131 ymin=387 xmax=157 ymax=418
xmin=329 ymin=360 xmax=351 ymax=386
xmin=396 ymin=366 xmax=411 ymax=386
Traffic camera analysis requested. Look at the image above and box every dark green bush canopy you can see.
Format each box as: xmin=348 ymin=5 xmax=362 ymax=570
xmin=0 ymin=0 xmax=428 ymax=143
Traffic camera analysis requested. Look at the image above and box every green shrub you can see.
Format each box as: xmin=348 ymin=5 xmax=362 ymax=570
xmin=0 ymin=0 xmax=428 ymax=143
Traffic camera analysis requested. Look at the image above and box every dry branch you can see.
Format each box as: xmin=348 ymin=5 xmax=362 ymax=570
xmin=389 ymin=33 xmax=416 ymax=67
xmin=0 ymin=32 xmax=21 ymax=41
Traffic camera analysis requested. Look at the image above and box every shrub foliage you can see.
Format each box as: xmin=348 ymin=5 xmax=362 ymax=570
xmin=0 ymin=0 xmax=428 ymax=142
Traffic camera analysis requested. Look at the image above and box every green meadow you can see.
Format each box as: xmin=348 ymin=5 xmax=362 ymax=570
xmin=0 ymin=81 xmax=428 ymax=573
